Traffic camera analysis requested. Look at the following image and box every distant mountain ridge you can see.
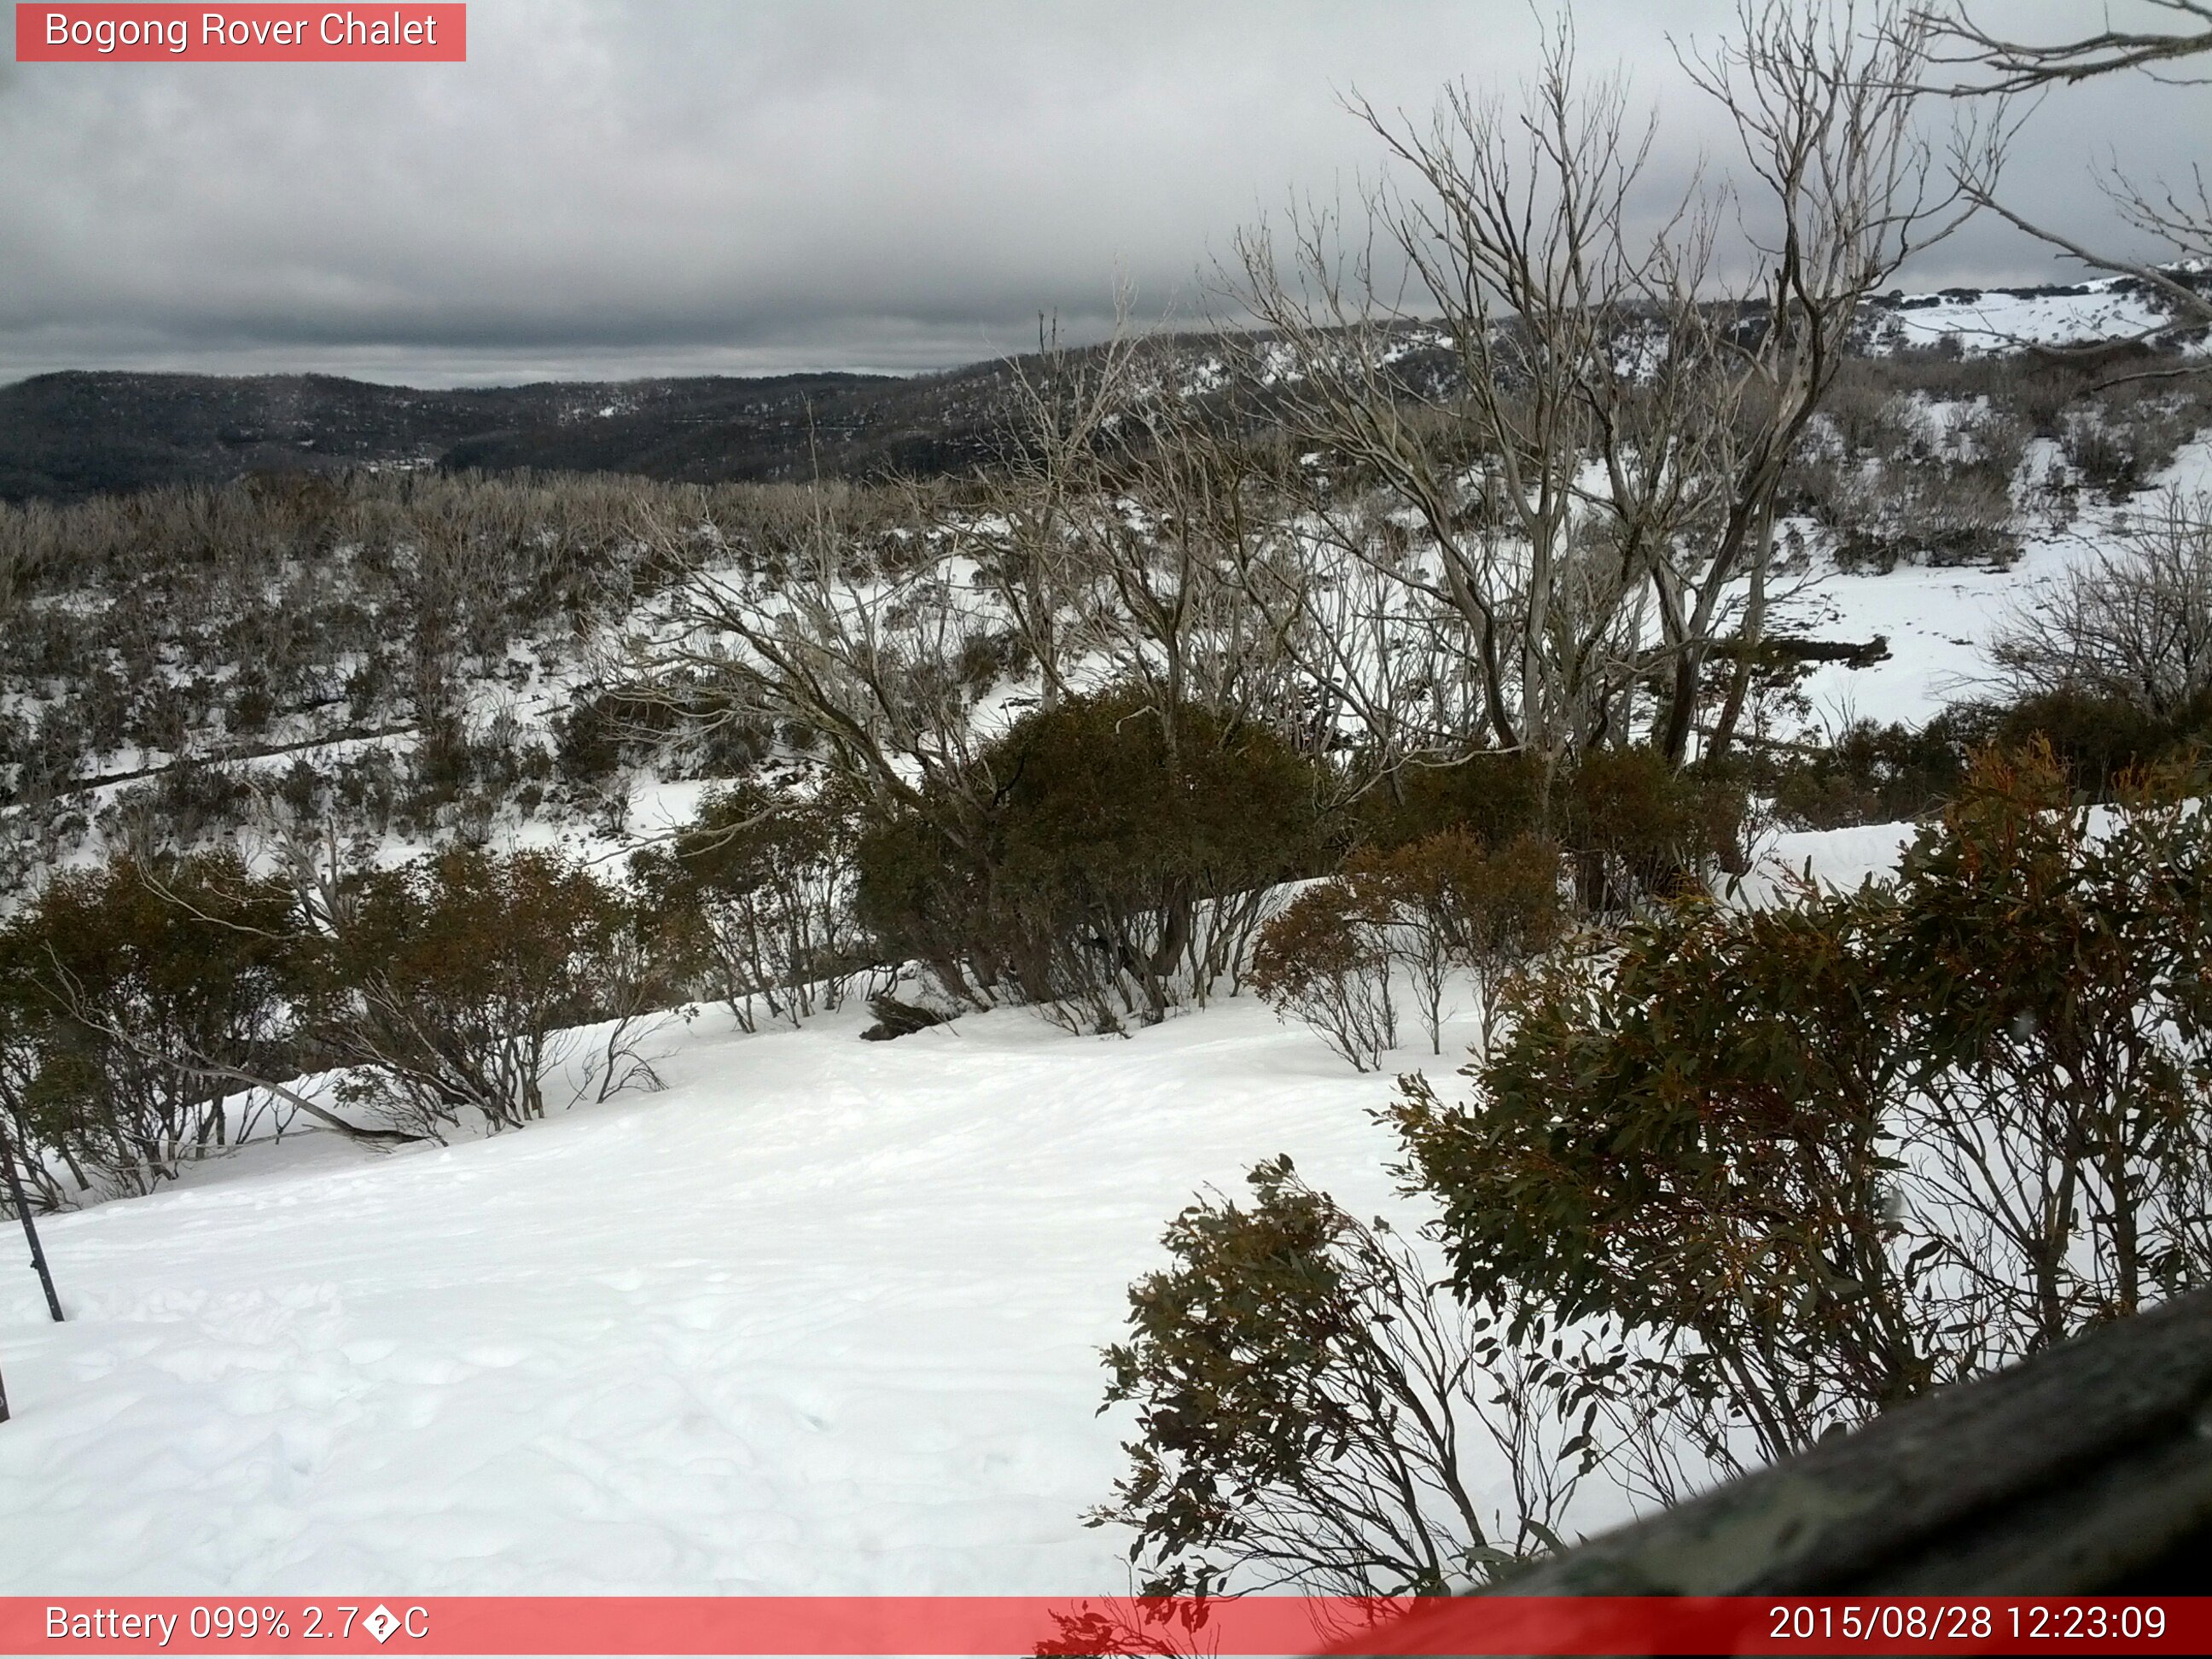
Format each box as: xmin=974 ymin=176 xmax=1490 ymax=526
xmin=4 ymin=275 xmax=2197 ymax=503
xmin=0 ymin=364 xmax=1030 ymax=502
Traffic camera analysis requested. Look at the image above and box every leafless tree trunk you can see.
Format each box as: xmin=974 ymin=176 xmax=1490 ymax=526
xmin=1226 ymin=4 xmax=1962 ymax=786
xmin=1663 ymin=0 xmax=1972 ymax=762
xmin=0 ymin=1117 xmax=65 ymax=1324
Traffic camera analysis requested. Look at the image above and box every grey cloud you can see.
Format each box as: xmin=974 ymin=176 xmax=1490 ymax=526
xmin=0 ymin=0 xmax=2204 ymax=385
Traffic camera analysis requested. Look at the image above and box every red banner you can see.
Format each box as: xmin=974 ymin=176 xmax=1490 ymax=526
xmin=15 ymin=4 xmax=464 ymax=61
xmin=0 ymin=1596 xmax=2204 ymax=1655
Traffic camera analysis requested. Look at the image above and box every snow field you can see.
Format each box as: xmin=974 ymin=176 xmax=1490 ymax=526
xmin=8 ymin=301 xmax=2207 ymax=1593
xmin=0 ymin=795 xmax=1925 ymax=1592
xmin=0 ymin=994 xmax=1456 ymax=1592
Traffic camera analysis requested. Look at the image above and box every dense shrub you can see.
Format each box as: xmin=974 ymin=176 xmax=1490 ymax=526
xmin=0 ymin=853 xmax=300 ymax=1196
xmin=304 ymin=847 xmax=644 ymax=1135
xmin=1559 ymin=747 xmax=1743 ymax=911
xmin=1351 ymin=747 xmax=1732 ymax=918
xmin=1396 ymin=882 xmax=1926 ymax=1479
xmin=857 ymin=690 xmax=1327 ymax=1031
xmin=1350 ymin=752 xmax=1544 ymax=855
xmin=1758 ymin=709 xmax=1987 ymax=830
xmin=1353 ymin=831 xmax=1565 ymax=1054
xmin=1988 ymin=688 xmax=2212 ymax=800
xmin=1396 ymin=744 xmax=2212 ymax=1483
xmin=852 ymin=798 xmax=994 ymax=1010
xmin=1247 ymin=882 xmax=1399 ymax=1071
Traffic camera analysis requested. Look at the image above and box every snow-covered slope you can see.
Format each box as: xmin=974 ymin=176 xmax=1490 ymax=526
xmin=6 ymin=282 xmax=2208 ymax=1594
xmin=1782 ymin=436 xmax=2212 ymax=731
xmin=0 ymin=789 xmax=1938 ymax=1595
xmin=0 ymin=996 xmax=1439 ymax=1593
xmin=1865 ymin=278 xmax=2178 ymax=354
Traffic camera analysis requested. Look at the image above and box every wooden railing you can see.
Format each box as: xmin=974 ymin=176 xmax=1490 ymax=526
xmin=1487 ymin=1287 xmax=2212 ymax=1595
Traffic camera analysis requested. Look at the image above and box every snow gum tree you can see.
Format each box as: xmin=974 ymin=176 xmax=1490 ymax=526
xmin=1228 ymin=0 xmax=1971 ymax=789
xmin=631 ymin=781 xmax=869 ymax=1031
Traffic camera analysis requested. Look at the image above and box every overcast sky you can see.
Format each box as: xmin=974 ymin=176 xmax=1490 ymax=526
xmin=1 ymin=1 xmax=2205 ymax=387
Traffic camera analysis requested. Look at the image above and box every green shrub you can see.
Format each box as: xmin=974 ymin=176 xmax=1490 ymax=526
xmin=1 ymin=853 xmax=300 ymax=1195
xmin=1351 ymin=751 xmax=1545 ymax=855
xmin=1559 ymin=747 xmax=1743 ymax=911
xmin=1396 ymin=742 xmax=2212 ymax=1481
xmin=1091 ymin=1156 xmax=1588 ymax=1594
xmin=305 ymin=847 xmax=638 ymax=1135
xmin=1760 ymin=709 xmax=1988 ymax=830
xmin=1990 ymin=689 xmax=2212 ymax=799
xmin=1396 ymin=885 xmax=1924 ymax=1476
xmin=856 ymin=690 xmax=1327 ymax=1030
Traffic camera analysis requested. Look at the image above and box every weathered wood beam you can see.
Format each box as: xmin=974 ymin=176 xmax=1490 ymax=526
xmin=1492 ymin=1288 xmax=2212 ymax=1595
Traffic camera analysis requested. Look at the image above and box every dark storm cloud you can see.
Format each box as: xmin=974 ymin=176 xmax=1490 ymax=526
xmin=0 ymin=0 xmax=2204 ymax=385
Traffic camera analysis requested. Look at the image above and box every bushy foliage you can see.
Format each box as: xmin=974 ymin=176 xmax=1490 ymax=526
xmin=857 ymin=690 xmax=1327 ymax=1031
xmin=1880 ymin=748 xmax=2212 ymax=1349
xmin=1758 ymin=709 xmax=1985 ymax=830
xmin=1988 ymin=688 xmax=2212 ymax=801
xmin=1350 ymin=753 xmax=1545 ymax=856
xmin=1352 ymin=832 xmax=1565 ymax=1054
xmin=1246 ymin=882 xmax=1399 ymax=1071
xmin=1251 ymin=834 xmax=1565 ymax=1068
xmin=1757 ymin=681 xmax=2212 ymax=836
xmin=1559 ymin=747 xmax=1743 ymax=911
xmin=303 ymin=847 xmax=641 ymax=1135
xmin=0 ymin=853 xmax=299 ymax=1197
xmin=1395 ymin=885 xmax=1929 ymax=1478
xmin=1091 ymin=1157 xmax=1592 ymax=1595
xmin=1103 ymin=744 xmax=2212 ymax=1595
xmin=1396 ymin=743 xmax=2212 ymax=1482
xmin=633 ymin=782 xmax=870 ymax=1030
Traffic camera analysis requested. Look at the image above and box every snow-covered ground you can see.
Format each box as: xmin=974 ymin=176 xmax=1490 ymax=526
xmin=1786 ymin=437 xmax=2212 ymax=732
xmin=0 ymin=805 xmax=1928 ymax=1595
xmin=0 ymin=995 xmax=1443 ymax=1593
xmin=1869 ymin=278 xmax=2174 ymax=355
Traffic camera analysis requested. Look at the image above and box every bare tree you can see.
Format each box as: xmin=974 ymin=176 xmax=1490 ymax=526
xmin=1230 ymin=22 xmax=1689 ymax=792
xmin=1228 ymin=2 xmax=1964 ymax=785
xmin=1988 ymin=488 xmax=2212 ymax=714
xmin=958 ymin=314 xmax=1144 ymax=713
xmin=1668 ymin=0 xmax=1973 ymax=759
xmin=0 ymin=1115 xmax=65 ymax=1322
xmin=630 ymin=488 xmax=997 ymax=832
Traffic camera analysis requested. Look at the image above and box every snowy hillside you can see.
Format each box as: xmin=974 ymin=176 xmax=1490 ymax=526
xmin=0 ymin=994 xmax=1428 ymax=1592
xmin=1861 ymin=275 xmax=2186 ymax=355
xmin=0 ymin=801 xmax=1941 ymax=1594
xmin=1783 ymin=434 xmax=2212 ymax=730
